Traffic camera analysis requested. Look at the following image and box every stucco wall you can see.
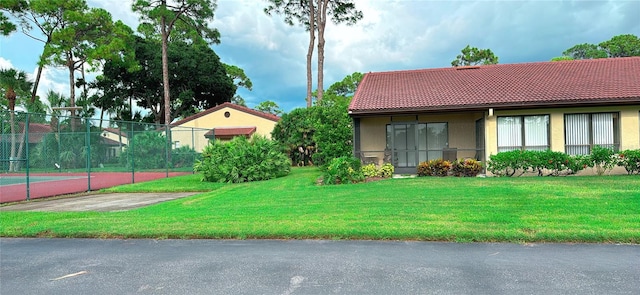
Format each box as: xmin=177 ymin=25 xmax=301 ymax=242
xmin=171 ymin=106 xmax=278 ymax=152
xmin=357 ymin=112 xmax=484 ymax=164
xmin=484 ymin=105 xmax=640 ymax=160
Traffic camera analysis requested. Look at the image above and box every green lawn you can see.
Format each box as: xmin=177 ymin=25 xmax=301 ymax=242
xmin=1 ymin=167 xmax=639 ymax=243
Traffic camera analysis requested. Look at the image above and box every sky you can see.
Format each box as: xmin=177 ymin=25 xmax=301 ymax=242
xmin=1 ymin=0 xmax=639 ymax=115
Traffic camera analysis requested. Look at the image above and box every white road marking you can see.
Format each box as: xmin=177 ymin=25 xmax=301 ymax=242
xmin=50 ymin=270 xmax=88 ymax=281
xmin=282 ymin=275 xmax=305 ymax=295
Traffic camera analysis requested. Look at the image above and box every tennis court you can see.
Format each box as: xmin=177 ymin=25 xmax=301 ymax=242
xmin=0 ymin=172 xmax=190 ymax=203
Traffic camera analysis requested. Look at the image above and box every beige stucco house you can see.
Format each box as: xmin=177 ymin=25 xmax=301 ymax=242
xmin=348 ymin=57 xmax=640 ymax=174
xmin=170 ymin=102 xmax=280 ymax=152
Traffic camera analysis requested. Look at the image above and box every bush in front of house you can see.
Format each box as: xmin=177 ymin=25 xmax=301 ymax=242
xmin=451 ymin=158 xmax=483 ymax=177
xmin=361 ymin=163 xmax=380 ymax=178
xmin=617 ymin=149 xmax=640 ymax=174
xmin=417 ymin=159 xmax=452 ymax=177
xmin=487 ymin=149 xmax=591 ymax=177
xmin=379 ymin=163 xmax=394 ymax=178
xmin=587 ymin=145 xmax=617 ymax=176
xmin=194 ymin=135 xmax=291 ymax=183
xmin=322 ymin=156 xmax=364 ymax=184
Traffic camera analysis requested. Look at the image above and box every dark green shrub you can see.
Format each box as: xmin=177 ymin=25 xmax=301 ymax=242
xmin=322 ymin=156 xmax=364 ymax=185
xmin=120 ymin=131 xmax=168 ymax=169
xmin=588 ymin=145 xmax=616 ymax=176
xmin=194 ymin=135 xmax=291 ymax=183
xmin=451 ymin=158 xmax=483 ymax=177
xmin=487 ymin=150 xmax=528 ymax=176
xmin=171 ymin=146 xmax=199 ymax=168
xmin=617 ymin=149 xmax=640 ymax=174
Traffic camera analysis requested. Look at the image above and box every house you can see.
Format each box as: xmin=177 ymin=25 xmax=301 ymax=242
xmin=170 ymin=102 xmax=280 ymax=152
xmin=101 ymin=127 xmax=128 ymax=158
xmin=348 ymin=57 xmax=640 ymax=174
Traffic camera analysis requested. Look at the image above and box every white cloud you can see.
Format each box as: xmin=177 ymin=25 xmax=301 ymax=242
xmin=0 ymin=57 xmax=14 ymax=70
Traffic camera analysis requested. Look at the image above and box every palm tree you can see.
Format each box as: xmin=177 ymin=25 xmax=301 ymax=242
xmin=0 ymin=68 xmax=33 ymax=171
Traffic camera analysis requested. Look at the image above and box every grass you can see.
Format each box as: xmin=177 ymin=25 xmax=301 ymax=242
xmin=1 ymin=167 xmax=639 ymax=243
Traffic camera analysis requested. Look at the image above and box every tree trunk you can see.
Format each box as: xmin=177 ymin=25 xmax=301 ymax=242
xmin=161 ymin=16 xmax=171 ymax=125
xmin=30 ymin=63 xmax=44 ymax=104
xmin=316 ymin=0 xmax=328 ymax=103
xmin=67 ymin=51 xmax=77 ymax=131
xmin=306 ymin=0 xmax=316 ymax=108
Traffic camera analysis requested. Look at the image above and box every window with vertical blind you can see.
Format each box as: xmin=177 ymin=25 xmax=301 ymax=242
xmin=565 ymin=113 xmax=619 ymax=155
xmin=497 ymin=115 xmax=549 ymax=152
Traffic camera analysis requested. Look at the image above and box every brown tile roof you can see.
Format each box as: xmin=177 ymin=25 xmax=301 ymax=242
xmin=349 ymin=57 xmax=640 ymax=115
xmin=18 ymin=123 xmax=53 ymax=144
xmin=204 ymin=126 xmax=257 ymax=139
xmin=171 ymin=102 xmax=280 ymax=127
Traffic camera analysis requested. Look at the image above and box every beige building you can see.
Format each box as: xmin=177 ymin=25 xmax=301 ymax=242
xmin=349 ymin=57 xmax=640 ymax=174
xmin=170 ymin=102 xmax=280 ymax=152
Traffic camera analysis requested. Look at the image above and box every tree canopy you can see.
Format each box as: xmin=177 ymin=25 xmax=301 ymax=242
xmin=555 ymin=34 xmax=640 ymax=60
xmin=96 ymin=36 xmax=235 ymax=124
xmin=451 ymin=45 xmax=499 ymax=67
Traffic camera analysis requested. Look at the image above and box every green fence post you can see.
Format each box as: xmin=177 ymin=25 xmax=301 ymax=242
xmin=131 ymin=121 xmax=135 ymax=183
xmin=86 ymin=116 xmax=91 ymax=191
xmin=165 ymin=124 xmax=170 ymax=178
xmin=25 ymin=113 xmax=30 ymax=201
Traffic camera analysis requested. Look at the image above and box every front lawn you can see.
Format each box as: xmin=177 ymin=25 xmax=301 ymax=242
xmin=1 ymin=167 xmax=639 ymax=243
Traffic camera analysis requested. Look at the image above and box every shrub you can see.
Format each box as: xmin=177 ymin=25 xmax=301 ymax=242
xmin=417 ymin=159 xmax=451 ymax=177
xmin=617 ymin=149 xmax=640 ymax=174
xmin=120 ymin=131 xmax=167 ymax=169
xmin=487 ymin=150 xmax=527 ymax=177
xmin=194 ymin=135 xmax=291 ymax=183
xmin=361 ymin=163 xmax=380 ymax=178
xmin=379 ymin=163 xmax=394 ymax=178
xmin=488 ymin=150 xmax=588 ymax=177
xmin=588 ymin=145 xmax=617 ymax=176
xmin=451 ymin=158 xmax=483 ymax=177
xmin=322 ymin=156 xmax=364 ymax=185
xmin=416 ymin=161 xmax=431 ymax=177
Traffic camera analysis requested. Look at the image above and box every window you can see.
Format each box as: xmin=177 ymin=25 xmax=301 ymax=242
xmin=565 ymin=113 xmax=619 ymax=155
xmin=497 ymin=115 xmax=549 ymax=152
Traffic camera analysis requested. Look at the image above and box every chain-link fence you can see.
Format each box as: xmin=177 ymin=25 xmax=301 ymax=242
xmin=1 ymin=110 xmax=209 ymax=202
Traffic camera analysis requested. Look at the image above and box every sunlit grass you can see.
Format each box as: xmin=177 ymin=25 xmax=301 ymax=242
xmin=1 ymin=167 xmax=639 ymax=243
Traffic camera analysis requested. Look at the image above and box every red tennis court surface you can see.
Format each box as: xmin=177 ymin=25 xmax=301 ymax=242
xmin=0 ymin=172 xmax=190 ymax=203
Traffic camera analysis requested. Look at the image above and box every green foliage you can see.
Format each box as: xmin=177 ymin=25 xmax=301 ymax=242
xmin=417 ymin=159 xmax=452 ymax=177
xmin=587 ymin=145 xmax=617 ymax=176
xmin=194 ymin=135 xmax=291 ymax=183
xmin=451 ymin=45 xmax=499 ymax=67
xmin=322 ymin=156 xmax=364 ymax=185
xmin=487 ymin=150 xmax=588 ymax=177
xmin=361 ymin=163 xmax=380 ymax=178
xmin=617 ymin=149 xmax=640 ymax=174
xmin=271 ymin=107 xmax=319 ymax=166
xmin=120 ymin=131 xmax=168 ymax=169
xmin=171 ymin=146 xmax=199 ymax=169
xmin=451 ymin=159 xmax=483 ymax=177
xmin=560 ymin=34 xmax=640 ymax=60
xmin=254 ymin=100 xmax=282 ymax=116
xmin=379 ymin=163 xmax=394 ymax=178
xmin=312 ymin=99 xmax=353 ymax=166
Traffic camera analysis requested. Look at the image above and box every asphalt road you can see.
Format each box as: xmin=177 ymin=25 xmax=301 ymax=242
xmin=1 ymin=239 xmax=638 ymax=295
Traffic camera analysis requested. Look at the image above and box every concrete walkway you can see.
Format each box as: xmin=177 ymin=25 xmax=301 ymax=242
xmin=0 ymin=192 xmax=199 ymax=212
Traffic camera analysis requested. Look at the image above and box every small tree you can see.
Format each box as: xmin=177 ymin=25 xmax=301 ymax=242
xmin=451 ymin=45 xmax=499 ymax=67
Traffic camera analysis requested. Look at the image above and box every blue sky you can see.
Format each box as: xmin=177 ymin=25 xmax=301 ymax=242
xmin=1 ymin=0 xmax=639 ymax=116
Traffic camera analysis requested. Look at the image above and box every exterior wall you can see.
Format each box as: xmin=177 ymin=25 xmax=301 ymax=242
xmin=356 ymin=112 xmax=483 ymax=166
xmin=101 ymin=131 xmax=128 ymax=158
xmin=485 ymin=105 xmax=640 ymax=160
xmin=171 ymin=106 xmax=278 ymax=152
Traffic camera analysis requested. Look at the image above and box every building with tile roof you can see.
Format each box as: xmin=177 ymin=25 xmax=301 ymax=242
xmin=349 ymin=57 xmax=640 ymax=174
xmin=170 ymin=102 xmax=280 ymax=152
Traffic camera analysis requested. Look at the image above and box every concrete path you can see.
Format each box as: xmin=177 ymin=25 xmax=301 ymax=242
xmin=0 ymin=192 xmax=199 ymax=212
xmin=1 ymin=238 xmax=638 ymax=294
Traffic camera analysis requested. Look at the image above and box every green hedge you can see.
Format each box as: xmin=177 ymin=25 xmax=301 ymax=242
xmin=194 ymin=135 xmax=291 ymax=183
